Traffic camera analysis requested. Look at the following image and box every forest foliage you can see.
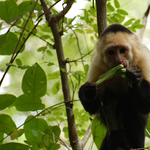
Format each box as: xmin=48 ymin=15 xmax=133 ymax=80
xmin=0 ymin=0 xmax=149 ymax=150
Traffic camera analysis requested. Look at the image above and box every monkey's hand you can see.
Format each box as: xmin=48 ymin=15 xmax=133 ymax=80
xmin=126 ymin=67 xmax=143 ymax=86
xmin=79 ymin=82 xmax=101 ymax=114
xmin=79 ymin=82 xmax=99 ymax=101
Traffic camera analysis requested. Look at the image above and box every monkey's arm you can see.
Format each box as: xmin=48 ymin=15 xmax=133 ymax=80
xmin=127 ymin=67 xmax=150 ymax=114
xmin=78 ymin=82 xmax=101 ymax=115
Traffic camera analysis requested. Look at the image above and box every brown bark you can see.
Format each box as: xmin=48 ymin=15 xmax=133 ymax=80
xmin=139 ymin=1 xmax=150 ymax=39
xmin=95 ymin=0 xmax=107 ymax=37
xmin=40 ymin=0 xmax=82 ymax=149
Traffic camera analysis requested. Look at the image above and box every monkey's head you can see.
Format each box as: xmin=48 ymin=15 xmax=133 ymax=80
xmin=95 ymin=24 xmax=140 ymax=71
xmin=87 ymin=24 xmax=150 ymax=83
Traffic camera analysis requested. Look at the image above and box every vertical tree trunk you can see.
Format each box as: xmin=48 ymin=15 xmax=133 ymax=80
xmin=96 ymin=0 xmax=107 ymax=37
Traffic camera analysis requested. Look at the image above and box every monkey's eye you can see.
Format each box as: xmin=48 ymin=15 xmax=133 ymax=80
xmin=108 ymin=50 xmax=115 ymax=55
xmin=120 ymin=48 xmax=126 ymax=53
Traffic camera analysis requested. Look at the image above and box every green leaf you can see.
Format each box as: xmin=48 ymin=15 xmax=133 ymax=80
xmin=63 ymin=127 xmax=68 ymax=138
xmin=18 ymin=1 xmax=42 ymax=18
xmin=84 ymin=10 xmax=89 ymax=23
xmin=68 ymin=37 xmax=76 ymax=43
xmin=23 ymin=19 xmax=34 ymax=31
xmin=37 ymin=46 xmax=46 ymax=52
xmin=16 ymin=59 xmax=22 ymax=66
xmin=47 ymin=71 xmax=60 ymax=80
xmin=43 ymin=126 xmax=61 ymax=149
xmin=0 ymin=132 xmax=3 ymax=144
xmin=113 ymin=13 xmax=125 ymax=23
xmin=18 ymin=65 xmax=30 ymax=70
xmin=85 ymin=29 xmax=94 ymax=34
xmin=146 ymin=117 xmax=150 ymax=137
xmin=91 ymin=117 xmax=107 ymax=149
xmin=52 ymin=82 xmax=60 ymax=95
xmin=47 ymin=62 xmax=55 ymax=66
xmin=24 ymin=116 xmax=48 ymax=142
xmin=0 ymin=94 xmax=16 ymax=110
xmin=74 ymin=29 xmax=84 ymax=33
xmin=0 ymin=143 xmax=29 ymax=150
xmin=84 ymin=64 xmax=89 ymax=74
xmin=15 ymin=94 xmax=45 ymax=111
xmin=133 ymin=19 xmax=141 ymax=25
xmin=0 ymin=0 xmax=19 ymax=23
xmin=117 ymin=9 xmax=128 ymax=15
xmin=46 ymin=50 xmax=53 ymax=56
xmin=0 ymin=32 xmax=24 ymax=55
xmin=107 ymin=2 xmax=115 ymax=12
xmin=44 ymin=126 xmax=61 ymax=143
xmin=0 ymin=114 xmax=16 ymax=135
xmin=114 ymin=0 xmax=120 ymax=8
xmin=132 ymin=24 xmax=145 ymax=29
xmin=22 ymin=63 xmax=47 ymax=98
xmin=128 ymin=27 xmax=136 ymax=32
xmin=95 ymin=64 xmax=124 ymax=85
xmin=123 ymin=18 xmax=135 ymax=26
xmin=93 ymin=24 xmax=98 ymax=33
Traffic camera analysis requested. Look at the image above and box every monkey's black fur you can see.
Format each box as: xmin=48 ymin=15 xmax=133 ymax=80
xmin=78 ymin=24 xmax=150 ymax=150
xmin=79 ymin=67 xmax=150 ymax=150
xmin=101 ymin=24 xmax=133 ymax=37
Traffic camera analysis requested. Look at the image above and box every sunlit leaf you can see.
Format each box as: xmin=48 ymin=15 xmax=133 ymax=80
xmin=0 ymin=0 xmax=19 ymax=23
xmin=0 ymin=114 xmax=16 ymax=135
xmin=22 ymin=63 xmax=47 ymax=98
xmin=0 ymin=94 xmax=16 ymax=110
xmin=0 ymin=32 xmax=25 ymax=55
xmin=91 ymin=117 xmax=107 ymax=149
xmin=15 ymin=94 xmax=45 ymax=111
xmin=11 ymin=129 xmax=19 ymax=140
xmin=52 ymin=82 xmax=60 ymax=95
xmin=18 ymin=1 xmax=42 ymax=18
xmin=47 ymin=71 xmax=60 ymax=80
xmin=84 ymin=10 xmax=89 ymax=23
xmin=16 ymin=59 xmax=22 ymax=66
xmin=107 ymin=2 xmax=115 ymax=12
xmin=44 ymin=125 xmax=61 ymax=143
xmin=117 ymin=9 xmax=128 ymax=15
xmin=114 ymin=0 xmax=120 ymax=8
xmin=0 ymin=143 xmax=29 ymax=150
xmin=24 ymin=116 xmax=48 ymax=144
xmin=123 ymin=18 xmax=135 ymax=26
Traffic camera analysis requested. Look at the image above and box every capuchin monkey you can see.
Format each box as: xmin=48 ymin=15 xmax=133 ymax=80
xmin=79 ymin=24 xmax=150 ymax=150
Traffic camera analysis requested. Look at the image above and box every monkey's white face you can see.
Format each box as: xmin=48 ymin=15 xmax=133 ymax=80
xmin=97 ymin=32 xmax=134 ymax=70
xmin=103 ymin=45 xmax=133 ymax=68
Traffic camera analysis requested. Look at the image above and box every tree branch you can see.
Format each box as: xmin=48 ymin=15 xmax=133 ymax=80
xmin=82 ymin=123 xmax=92 ymax=147
xmin=139 ymin=1 xmax=150 ymax=39
xmin=40 ymin=0 xmax=82 ymax=149
xmin=95 ymin=0 xmax=121 ymax=134
xmin=56 ymin=0 xmax=74 ymax=21
xmin=95 ymin=0 xmax=107 ymax=37
xmin=0 ymin=0 xmax=38 ymax=86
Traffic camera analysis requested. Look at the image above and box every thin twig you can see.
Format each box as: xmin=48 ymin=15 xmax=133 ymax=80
xmin=139 ymin=1 xmax=150 ymax=39
xmin=40 ymin=0 xmax=83 ymax=149
xmin=10 ymin=0 xmax=38 ymax=61
xmin=65 ymin=49 xmax=93 ymax=63
xmin=56 ymin=0 xmax=74 ymax=21
xmin=69 ymin=28 xmax=85 ymax=68
xmin=0 ymin=19 xmax=42 ymax=86
xmin=82 ymin=123 xmax=92 ymax=147
xmin=0 ymin=0 xmax=38 ymax=86
xmin=0 ymin=100 xmax=79 ymax=143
